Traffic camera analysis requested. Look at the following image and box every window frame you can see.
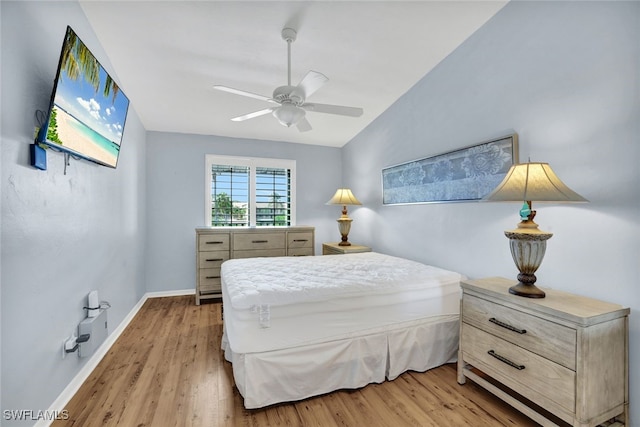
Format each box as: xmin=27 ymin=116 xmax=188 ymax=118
xmin=204 ymin=154 xmax=296 ymax=227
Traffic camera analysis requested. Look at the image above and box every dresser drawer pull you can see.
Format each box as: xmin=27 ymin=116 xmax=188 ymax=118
xmin=206 ymin=241 xmax=225 ymax=245
xmin=205 ymin=258 xmax=224 ymax=262
xmin=292 ymin=239 xmax=308 ymax=242
xmin=205 ymin=275 xmax=221 ymax=279
xmin=489 ymin=317 xmax=527 ymax=334
xmin=252 ymin=240 xmax=269 ymax=243
xmin=488 ymin=350 xmax=525 ymax=370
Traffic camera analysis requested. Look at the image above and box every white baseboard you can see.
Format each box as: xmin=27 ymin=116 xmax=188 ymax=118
xmin=146 ymin=288 xmax=195 ymax=298
xmin=36 ymin=289 xmax=196 ymax=427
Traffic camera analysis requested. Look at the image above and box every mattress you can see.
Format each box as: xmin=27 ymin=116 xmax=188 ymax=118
xmin=220 ymin=251 xmax=465 ymax=408
xmin=221 ymin=252 xmax=462 ymax=354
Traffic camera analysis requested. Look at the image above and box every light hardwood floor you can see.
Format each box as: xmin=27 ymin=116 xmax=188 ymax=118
xmin=53 ymin=296 xmax=540 ymax=427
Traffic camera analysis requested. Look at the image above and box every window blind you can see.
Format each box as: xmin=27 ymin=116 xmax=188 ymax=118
xmin=255 ymin=167 xmax=291 ymax=226
xmin=210 ymin=164 xmax=249 ymax=226
xmin=208 ymin=159 xmax=294 ymax=227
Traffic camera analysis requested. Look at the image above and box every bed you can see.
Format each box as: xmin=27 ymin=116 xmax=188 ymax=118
xmin=220 ymin=251 xmax=464 ymax=409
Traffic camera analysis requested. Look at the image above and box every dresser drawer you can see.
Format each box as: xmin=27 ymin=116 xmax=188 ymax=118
xmin=198 ymin=233 xmax=230 ymax=251
xmin=233 ymin=233 xmax=285 ymax=251
xmin=462 ymin=294 xmax=576 ymax=370
xmin=287 ymin=247 xmax=314 ymax=257
xmin=198 ymin=250 xmax=230 ymax=269
xmin=287 ymin=232 xmax=313 ymax=249
xmin=461 ymin=323 xmax=575 ymax=413
xmin=233 ymin=249 xmax=286 ymax=259
xmin=198 ymin=268 xmax=221 ymax=293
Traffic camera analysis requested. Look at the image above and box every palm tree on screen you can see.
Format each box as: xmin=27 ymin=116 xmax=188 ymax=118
xmin=61 ymin=30 xmax=121 ymax=102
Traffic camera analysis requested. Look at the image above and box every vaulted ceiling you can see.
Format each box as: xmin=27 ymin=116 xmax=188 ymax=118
xmin=80 ymin=1 xmax=507 ymax=147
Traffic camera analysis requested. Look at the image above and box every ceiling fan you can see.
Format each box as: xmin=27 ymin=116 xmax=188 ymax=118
xmin=213 ymin=28 xmax=363 ymax=132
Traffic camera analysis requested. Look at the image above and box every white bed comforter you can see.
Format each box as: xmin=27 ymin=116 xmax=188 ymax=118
xmin=221 ymin=251 xmax=463 ymax=310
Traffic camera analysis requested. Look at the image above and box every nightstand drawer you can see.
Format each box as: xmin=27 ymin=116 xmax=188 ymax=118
xmin=462 ymin=294 xmax=576 ymax=370
xmin=461 ymin=323 xmax=575 ymax=413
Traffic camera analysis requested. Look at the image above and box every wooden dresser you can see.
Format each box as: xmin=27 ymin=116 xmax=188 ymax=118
xmin=458 ymin=277 xmax=629 ymax=427
xmin=195 ymin=226 xmax=314 ymax=304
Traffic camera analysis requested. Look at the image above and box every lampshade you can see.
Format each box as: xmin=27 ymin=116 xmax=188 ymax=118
xmin=326 ymin=188 xmax=362 ymax=206
xmin=483 ymin=162 xmax=588 ymax=203
xmin=273 ymin=103 xmax=305 ymax=127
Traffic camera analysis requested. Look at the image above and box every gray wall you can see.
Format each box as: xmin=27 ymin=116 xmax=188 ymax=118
xmin=1 ymin=1 xmax=147 ymax=424
xmin=145 ymin=131 xmax=342 ymax=293
xmin=344 ymin=0 xmax=639 ymax=419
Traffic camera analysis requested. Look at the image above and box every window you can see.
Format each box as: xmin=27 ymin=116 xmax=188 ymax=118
xmin=205 ymin=155 xmax=296 ymax=227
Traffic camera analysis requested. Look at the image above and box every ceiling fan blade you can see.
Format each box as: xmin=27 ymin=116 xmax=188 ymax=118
xmin=231 ymin=108 xmax=276 ymax=122
xmin=302 ymin=102 xmax=363 ymax=117
xmin=213 ymin=85 xmax=276 ymax=103
xmin=296 ymin=117 xmax=312 ymax=132
xmin=291 ymin=71 xmax=328 ymax=100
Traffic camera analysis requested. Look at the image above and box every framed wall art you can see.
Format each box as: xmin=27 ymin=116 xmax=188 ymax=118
xmin=382 ymin=134 xmax=519 ymax=205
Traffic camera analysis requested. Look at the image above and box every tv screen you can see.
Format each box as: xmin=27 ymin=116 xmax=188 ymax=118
xmin=36 ymin=26 xmax=129 ymax=168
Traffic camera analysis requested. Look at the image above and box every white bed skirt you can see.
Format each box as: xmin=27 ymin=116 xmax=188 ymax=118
xmin=222 ymin=314 xmax=459 ymax=409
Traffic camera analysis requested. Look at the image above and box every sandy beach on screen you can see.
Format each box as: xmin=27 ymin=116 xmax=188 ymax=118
xmin=54 ymin=107 xmax=117 ymax=166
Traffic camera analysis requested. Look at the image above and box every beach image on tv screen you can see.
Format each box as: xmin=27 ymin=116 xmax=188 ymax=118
xmin=47 ymin=28 xmax=129 ymax=168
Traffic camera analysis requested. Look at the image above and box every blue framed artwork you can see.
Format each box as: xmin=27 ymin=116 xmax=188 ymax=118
xmin=382 ymin=134 xmax=519 ymax=205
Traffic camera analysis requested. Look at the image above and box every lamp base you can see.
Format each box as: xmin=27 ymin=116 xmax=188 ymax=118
xmin=337 ymin=217 xmax=353 ymax=247
xmin=508 ymin=282 xmax=546 ymax=298
xmin=505 ymin=225 xmax=552 ymax=299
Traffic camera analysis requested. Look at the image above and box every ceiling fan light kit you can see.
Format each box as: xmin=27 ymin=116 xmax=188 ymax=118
xmin=214 ymin=27 xmax=363 ymax=132
xmin=273 ymin=103 xmax=305 ymax=127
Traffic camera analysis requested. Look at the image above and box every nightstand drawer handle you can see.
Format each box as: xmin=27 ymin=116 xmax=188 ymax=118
xmin=488 ymin=350 xmax=525 ymax=370
xmin=205 ymin=275 xmax=221 ymax=279
xmin=293 ymin=239 xmax=308 ymax=242
xmin=489 ymin=317 xmax=527 ymax=334
xmin=206 ymin=241 xmax=224 ymax=244
xmin=252 ymin=240 xmax=269 ymax=243
xmin=206 ymin=258 xmax=224 ymax=262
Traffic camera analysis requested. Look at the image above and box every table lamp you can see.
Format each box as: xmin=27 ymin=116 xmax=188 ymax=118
xmin=326 ymin=188 xmax=362 ymax=246
xmin=483 ymin=162 xmax=588 ymax=298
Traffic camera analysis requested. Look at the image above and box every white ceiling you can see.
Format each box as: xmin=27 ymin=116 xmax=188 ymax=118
xmin=80 ymin=1 xmax=507 ymax=148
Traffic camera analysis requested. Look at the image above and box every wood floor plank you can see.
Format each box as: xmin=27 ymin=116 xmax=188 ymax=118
xmin=187 ymin=304 xmax=219 ymax=426
xmin=369 ymin=376 xmax=437 ymax=426
xmin=52 ymin=296 xmax=545 ymax=427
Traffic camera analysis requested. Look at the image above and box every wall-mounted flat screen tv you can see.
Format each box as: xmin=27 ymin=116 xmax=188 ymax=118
xmin=36 ymin=26 xmax=129 ymax=168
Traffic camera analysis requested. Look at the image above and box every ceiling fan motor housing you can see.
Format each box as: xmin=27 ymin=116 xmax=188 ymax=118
xmin=273 ymin=85 xmax=304 ymax=105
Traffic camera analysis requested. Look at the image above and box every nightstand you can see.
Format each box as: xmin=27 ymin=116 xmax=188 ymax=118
xmin=322 ymin=242 xmax=371 ymax=255
xmin=458 ymin=277 xmax=629 ymax=427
